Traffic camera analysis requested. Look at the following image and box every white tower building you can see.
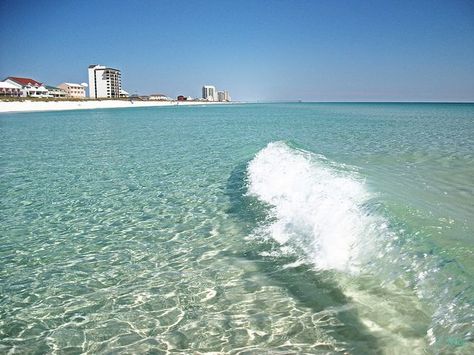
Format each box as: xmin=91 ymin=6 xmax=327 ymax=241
xmin=202 ymin=85 xmax=217 ymax=101
xmin=88 ymin=65 xmax=122 ymax=99
xmin=217 ymin=90 xmax=231 ymax=102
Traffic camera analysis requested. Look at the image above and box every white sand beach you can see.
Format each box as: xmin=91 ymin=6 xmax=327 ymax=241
xmin=0 ymin=100 xmax=224 ymax=113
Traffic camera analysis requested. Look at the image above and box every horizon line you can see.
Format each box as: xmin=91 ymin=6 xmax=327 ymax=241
xmin=247 ymin=100 xmax=474 ymax=104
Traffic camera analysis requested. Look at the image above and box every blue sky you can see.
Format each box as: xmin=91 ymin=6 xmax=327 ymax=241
xmin=1 ymin=0 xmax=473 ymax=101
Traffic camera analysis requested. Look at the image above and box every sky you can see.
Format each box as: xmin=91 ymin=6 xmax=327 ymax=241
xmin=0 ymin=0 xmax=473 ymax=101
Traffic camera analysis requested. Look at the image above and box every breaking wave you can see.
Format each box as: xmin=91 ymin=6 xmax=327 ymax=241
xmin=246 ymin=141 xmax=388 ymax=272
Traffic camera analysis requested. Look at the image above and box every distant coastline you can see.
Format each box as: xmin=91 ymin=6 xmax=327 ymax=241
xmin=0 ymin=99 xmax=231 ymax=114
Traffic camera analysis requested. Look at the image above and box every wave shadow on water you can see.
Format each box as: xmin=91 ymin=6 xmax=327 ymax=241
xmin=224 ymin=161 xmax=382 ymax=353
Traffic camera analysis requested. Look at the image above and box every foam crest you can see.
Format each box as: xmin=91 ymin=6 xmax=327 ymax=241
xmin=247 ymin=141 xmax=382 ymax=272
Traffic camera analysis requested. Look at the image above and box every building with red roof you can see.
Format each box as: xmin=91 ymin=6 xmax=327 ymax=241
xmin=4 ymin=76 xmax=49 ymax=97
xmin=5 ymin=77 xmax=42 ymax=87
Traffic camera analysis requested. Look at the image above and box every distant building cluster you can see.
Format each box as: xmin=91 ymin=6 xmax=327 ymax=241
xmin=1 ymin=66 xmax=232 ymax=102
xmin=202 ymin=85 xmax=231 ymax=102
xmin=0 ymin=77 xmax=86 ymax=99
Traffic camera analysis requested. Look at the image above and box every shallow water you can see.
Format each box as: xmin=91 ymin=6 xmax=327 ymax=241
xmin=1 ymin=103 xmax=473 ymax=354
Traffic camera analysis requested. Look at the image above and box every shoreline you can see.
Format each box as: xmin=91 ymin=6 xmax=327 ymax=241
xmin=0 ymin=99 xmax=229 ymax=113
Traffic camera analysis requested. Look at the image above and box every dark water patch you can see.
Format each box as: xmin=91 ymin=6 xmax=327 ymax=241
xmin=225 ymin=162 xmax=269 ymax=233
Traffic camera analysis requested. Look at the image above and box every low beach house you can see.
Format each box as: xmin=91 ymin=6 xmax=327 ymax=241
xmin=4 ymin=77 xmax=49 ymax=97
xmin=46 ymin=86 xmax=67 ymax=98
xmin=57 ymin=83 xmax=86 ymax=98
xmin=0 ymin=81 xmax=22 ymax=97
xmin=149 ymin=93 xmax=169 ymax=101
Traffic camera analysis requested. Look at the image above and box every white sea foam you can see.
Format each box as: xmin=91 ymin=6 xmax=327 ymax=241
xmin=247 ymin=141 xmax=384 ymax=272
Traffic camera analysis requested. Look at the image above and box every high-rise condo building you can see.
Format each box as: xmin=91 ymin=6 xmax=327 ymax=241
xmin=88 ymin=65 xmax=122 ymax=99
xmin=217 ymin=91 xmax=225 ymax=102
xmin=217 ymin=90 xmax=231 ymax=102
xmin=202 ymin=85 xmax=217 ymax=101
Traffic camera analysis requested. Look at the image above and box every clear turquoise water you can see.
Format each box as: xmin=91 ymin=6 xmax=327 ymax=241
xmin=1 ymin=103 xmax=473 ymax=354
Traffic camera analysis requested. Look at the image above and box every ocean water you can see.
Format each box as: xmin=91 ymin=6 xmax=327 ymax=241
xmin=1 ymin=103 xmax=473 ymax=354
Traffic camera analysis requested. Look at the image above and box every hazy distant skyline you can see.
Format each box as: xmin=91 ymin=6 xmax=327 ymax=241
xmin=1 ymin=0 xmax=473 ymax=101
